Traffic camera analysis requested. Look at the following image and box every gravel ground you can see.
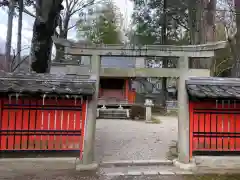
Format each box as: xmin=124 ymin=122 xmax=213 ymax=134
xmin=95 ymin=117 xmax=178 ymax=162
xmin=0 ymin=117 xmax=179 ymax=179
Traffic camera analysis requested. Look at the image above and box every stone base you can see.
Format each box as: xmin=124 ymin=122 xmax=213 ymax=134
xmin=76 ymin=162 xmax=99 ymax=171
xmin=173 ymin=159 xmax=196 ymax=171
xmin=145 ymin=120 xmax=153 ymax=124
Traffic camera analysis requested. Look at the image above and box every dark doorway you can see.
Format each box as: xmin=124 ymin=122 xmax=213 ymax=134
xmin=100 ymin=78 xmax=125 ymax=89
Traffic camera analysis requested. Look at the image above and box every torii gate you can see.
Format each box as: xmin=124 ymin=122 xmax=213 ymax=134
xmin=52 ymin=37 xmax=226 ymax=170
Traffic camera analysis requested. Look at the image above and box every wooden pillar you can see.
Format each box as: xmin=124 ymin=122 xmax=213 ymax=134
xmin=177 ymin=56 xmax=190 ymax=164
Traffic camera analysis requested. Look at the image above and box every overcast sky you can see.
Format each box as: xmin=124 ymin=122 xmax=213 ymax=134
xmin=0 ymin=0 xmax=133 ymax=54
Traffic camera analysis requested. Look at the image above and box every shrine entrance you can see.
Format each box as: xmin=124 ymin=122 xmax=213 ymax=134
xmin=52 ymin=37 xmax=226 ymax=169
xmin=99 ymin=78 xmax=126 ymax=104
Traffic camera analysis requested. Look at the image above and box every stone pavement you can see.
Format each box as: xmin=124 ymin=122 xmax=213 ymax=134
xmin=95 ymin=117 xmax=177 ymax=162
xmin=0 ymin=158 xmax=188 ymax=179
xmin=0 ymin=160 xmax=239 ymax=180
xmin=0 ymin=158 xmax=191 ymax=180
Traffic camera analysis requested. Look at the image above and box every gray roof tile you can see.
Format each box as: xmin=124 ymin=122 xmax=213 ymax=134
xmin=186 ymin=77 xmax=240 ymax=98
xmin=0 ymin=71 xmax=95 ymax=95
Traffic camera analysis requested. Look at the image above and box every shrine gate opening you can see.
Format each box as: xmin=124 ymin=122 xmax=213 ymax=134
xmin=52 ymin=36 xmax=227 ymax=169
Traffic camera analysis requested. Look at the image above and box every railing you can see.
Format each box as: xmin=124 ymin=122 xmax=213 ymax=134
xmin=0 ymin=95 xmax=86 ymax=158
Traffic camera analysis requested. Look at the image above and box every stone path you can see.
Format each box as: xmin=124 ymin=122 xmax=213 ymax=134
xmin=95 ymin=117 xmax=178 ymax=162
xmin=0 ymin=158 xmax=190 ymax=179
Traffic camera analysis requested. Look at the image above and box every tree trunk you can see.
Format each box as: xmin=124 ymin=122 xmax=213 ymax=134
xmin=5 ymin=0 xmax=15 ymax=72
xmin=188 ymin=0 xmax=216 ymax=68
xmin=30 ymin=0 xmax=64 ymax=73
xmin=16 ymin=0 xmax=23 ymax=72
xmin=230 ymin=0 xmax=240 ymax=77
xmin=161 ymin=0 xmax=168 ymax=108
xmin=188 ymin=0 xmax=197 ymax=45
xmin=55 ymin=15 xmax=69 ymax=61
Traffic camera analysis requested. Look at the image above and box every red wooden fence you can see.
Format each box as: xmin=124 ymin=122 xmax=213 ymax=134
xmin=0 ymin=96 xmax=86 ymax=158
xmin=189 ymin=100 xmax=240 ymax=157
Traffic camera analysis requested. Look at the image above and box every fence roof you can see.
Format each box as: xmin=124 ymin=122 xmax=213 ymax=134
xmin=0 ymin=71 xmax=95 ymax=96
xmin=186 ymin=77 xmax=240 ymax=99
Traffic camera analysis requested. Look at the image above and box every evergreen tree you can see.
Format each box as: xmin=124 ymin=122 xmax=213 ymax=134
xmin=129 ymin=0 xmax=188 ymax=45
xmin=77 ymin=0 xmax=122 ymax=44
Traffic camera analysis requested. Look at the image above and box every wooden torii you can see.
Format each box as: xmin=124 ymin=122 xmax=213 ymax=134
xmin=52 ymin=36 xmax=226 ymax=170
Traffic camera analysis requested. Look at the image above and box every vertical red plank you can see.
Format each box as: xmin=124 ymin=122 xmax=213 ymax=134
xmin=0 ymin=99 xmax=3 ymax=151
xmin=204 ymin=113 xmax=210 ymax=151
xmin=55 ymin=105 xmax=63 ymax=150
xmin=15 ymin=100 xmax=23 ymax=150
xmin=229 ymin=113 xmax=235 ymax=151
xmin=48 ymin=109 xmax=54 ymax=150
xmin=210 ymin=113 xmax=217 ymax=150
xmin=80 ymin=100 xmax=87 ymax=158
xmin=7 ymin=105 xmax=15 ymax=151
xmin=125 ymin=79 xmax=129 ymax=102
xmin=223 ymin=113 xmax=228 ymax=151
xmin=189 ymin=102 xmax=193 ymax=158
xmin=78 ymin=100 xmax=84 ymax=158
xmin=236 ymin=113 xmax=240 ymax=150
xmin=1 ymin=109 xmax=8 ymax=150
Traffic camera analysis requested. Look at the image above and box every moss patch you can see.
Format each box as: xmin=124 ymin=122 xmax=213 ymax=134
xmin=151 ymin=117 xmax=161 ymax=124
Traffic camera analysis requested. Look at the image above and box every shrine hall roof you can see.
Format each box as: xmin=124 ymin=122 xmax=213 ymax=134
xmin=186 ymin=77 xmax=240 ymax=98
xmin=0 ymin=71 xmax=95 ymax=95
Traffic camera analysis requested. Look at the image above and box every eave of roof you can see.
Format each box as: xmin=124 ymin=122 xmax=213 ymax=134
xmin=186 ymin=77 xmax=240 ymax=99
xmin=0 ymin=71 xmax=96 ymax=95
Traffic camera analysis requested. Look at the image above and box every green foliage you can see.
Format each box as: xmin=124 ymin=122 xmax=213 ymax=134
xmin=129 ymin=0 xmax=189 ymax=45
xmin=77 ymin=0 xmax=122 ymax=44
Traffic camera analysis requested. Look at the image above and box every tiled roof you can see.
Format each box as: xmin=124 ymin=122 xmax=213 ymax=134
xmin=0 ymin=71 xmax=95 ymax=95
xmin=186 ymin=77 xmax=240 ymax=98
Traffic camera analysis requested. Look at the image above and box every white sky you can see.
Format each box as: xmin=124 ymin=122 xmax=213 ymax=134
xmin=0 ymin=0 xmax=133 ymax=54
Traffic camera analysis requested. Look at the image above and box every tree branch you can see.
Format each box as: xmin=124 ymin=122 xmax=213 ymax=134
xmin=69 ymin=0 xmax=95 ymax=16
xmin=67 ymin=22 xmax=78 ymax=30
xmin=216 ymin=66 xmax=233 ymax=76
xmin=69 ymin=0 xmax=80 ymax=13
xmin=11 ymin=55 xmax=30 ymax=72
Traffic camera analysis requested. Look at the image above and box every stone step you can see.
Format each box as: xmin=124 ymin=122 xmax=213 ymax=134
xmin=98 ymin=108 xmax=130 ymax=119
xmin=100 ymin=164 xmax=193 ymax=177
xmin=99 ymin=159 xmax=192 ymax=176
xmin=100 ymin=159 xmax=173 ymax=167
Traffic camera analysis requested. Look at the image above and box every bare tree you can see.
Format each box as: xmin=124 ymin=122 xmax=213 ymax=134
xmin=16 ymin=0 xmax=24 ymax=72
xmin=5 ymin=0 xmax=15 ymax=72
xmin=55 ymin=0 xmax=97 ymax=61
